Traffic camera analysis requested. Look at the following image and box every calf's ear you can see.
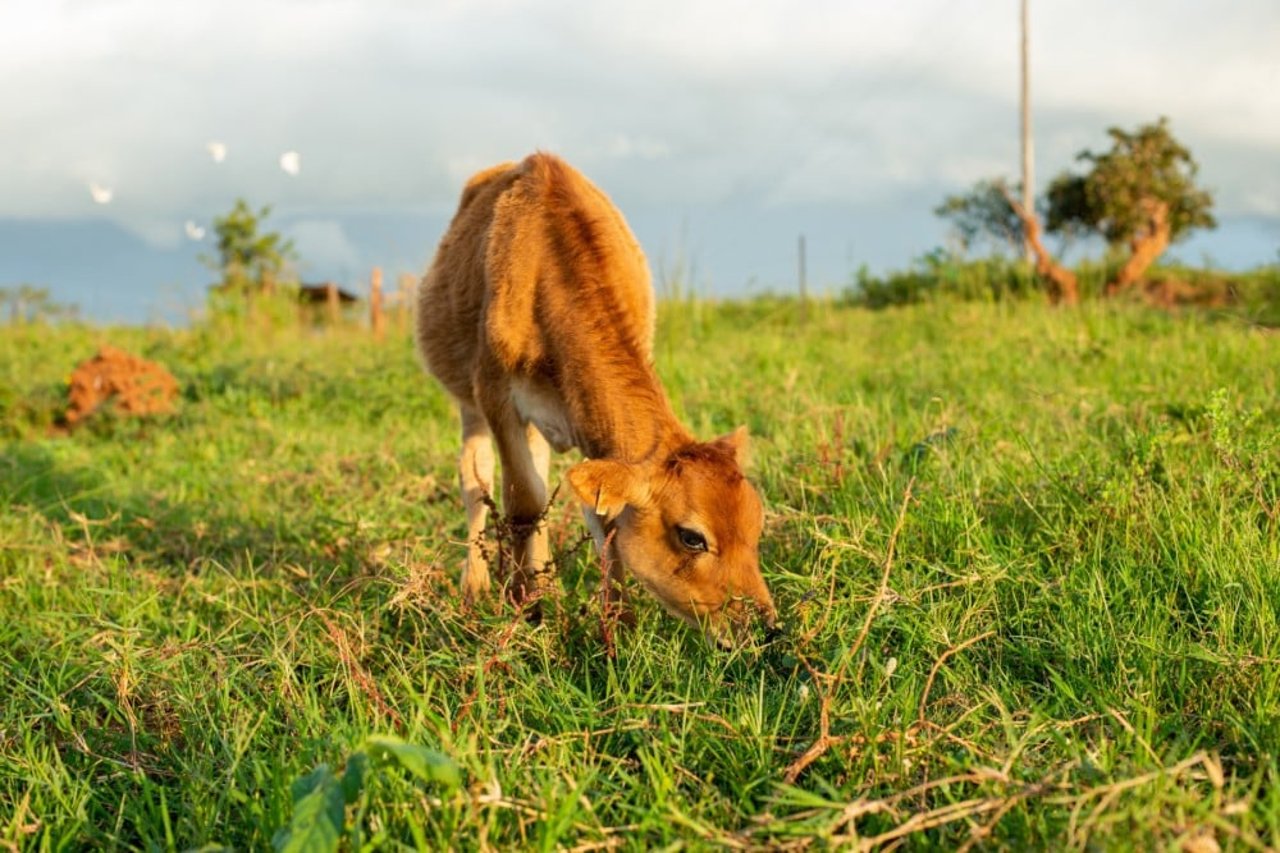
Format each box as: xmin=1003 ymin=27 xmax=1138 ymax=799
xmin=567 ymin=460 xmax=646 ymax=518
xmin=715 ymin=425 xmax=751 ymax=469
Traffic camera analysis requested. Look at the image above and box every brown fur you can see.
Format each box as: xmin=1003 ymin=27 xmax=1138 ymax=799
xmin=416 ymin=153 xmax=775 ymax=644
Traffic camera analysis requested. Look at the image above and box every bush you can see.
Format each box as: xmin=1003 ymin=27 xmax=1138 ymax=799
xmin=845 ymin=250 xmax=1280 ymax=324
xmin=843 ymin=250 xmax=1040 ymax=308
xmin=1231 ymin=265 xmax=1280 ymax=326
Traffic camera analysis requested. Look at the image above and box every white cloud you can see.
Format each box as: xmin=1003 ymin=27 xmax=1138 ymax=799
xmin=120 ymin=216 xmax=185 ymax=250
xmin=0 ymin=0 xmax=1276 ymax=224
xmin=286 ymin=219 xmax=362 ymax=278
xmin=604 ymin=134 xmax=671 ymax=161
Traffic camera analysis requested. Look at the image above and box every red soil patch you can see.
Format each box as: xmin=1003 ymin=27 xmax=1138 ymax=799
xmin=65 ymin=345 xmax=180 ymax=426
xmin=1142 ymin=277 xmax=1233 ymax=310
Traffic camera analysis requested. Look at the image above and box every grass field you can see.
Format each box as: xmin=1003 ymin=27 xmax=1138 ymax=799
xmin=2 ymin=299 xmax=1279 ymax=850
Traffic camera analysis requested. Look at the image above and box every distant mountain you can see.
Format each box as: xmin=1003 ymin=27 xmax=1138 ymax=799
xmin=2 ymin=208 xmax=1274 ymax=324
xmin=0 ymin=218 xmax=209 ymax=324
xmin=0 ymin=213 xmax=447 ymax=325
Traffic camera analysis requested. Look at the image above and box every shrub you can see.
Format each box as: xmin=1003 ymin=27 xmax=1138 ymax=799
xmin=843 ymin=250 xmax=1039 ymax=308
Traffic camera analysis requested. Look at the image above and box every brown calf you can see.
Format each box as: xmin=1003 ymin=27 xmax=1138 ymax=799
xmin=416 ymin=153 xmax=775 ymax=645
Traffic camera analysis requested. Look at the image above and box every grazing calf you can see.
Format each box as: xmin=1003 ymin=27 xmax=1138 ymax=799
xmin=416 ymin=153 xmax=775 ymax=645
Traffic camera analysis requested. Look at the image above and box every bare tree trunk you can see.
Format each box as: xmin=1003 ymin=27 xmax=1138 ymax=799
xmin=1106 ymin=200 xmax=1170 ymax=296
xmin=1001 ymin=185 xmax=1079 ymax=305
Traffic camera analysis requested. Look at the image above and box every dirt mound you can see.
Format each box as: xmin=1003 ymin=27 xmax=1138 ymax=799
xmin=66 ymin=345 xmax=180 ymax=425
xmin=1142 ymin=277 xmax=1233 ymax=310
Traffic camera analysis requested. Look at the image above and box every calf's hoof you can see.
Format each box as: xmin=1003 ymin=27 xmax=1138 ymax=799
xmin=460 ymin=558 xmax=491 ymax=605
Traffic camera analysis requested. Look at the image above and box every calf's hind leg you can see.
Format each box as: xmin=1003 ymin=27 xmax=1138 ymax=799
xmin=521 ymin=423 xmax=552 ymax=604
xmin=490 ymin=411 xmax=553 ymax=612
xmin=458 ymin=404 xmax=496 ymax=603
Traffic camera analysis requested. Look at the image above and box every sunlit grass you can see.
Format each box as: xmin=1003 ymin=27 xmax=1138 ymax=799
xmin=2 ymin=299 xmax=1278 ymax=848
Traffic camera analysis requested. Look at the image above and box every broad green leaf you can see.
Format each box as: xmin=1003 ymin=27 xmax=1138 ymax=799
xmin=340 ymin=752 xmax=369 ymax=805
xmin=363 ymin=735 xmax=461 ymax=791
xmin=273 ymin=765 xmax=345 ymax=853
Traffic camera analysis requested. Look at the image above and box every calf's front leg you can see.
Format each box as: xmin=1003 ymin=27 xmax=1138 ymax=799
xmin=458 ymin=404 xmax=495 ymax=603
xmin=490 ymin=411 xmax=553 ymax=612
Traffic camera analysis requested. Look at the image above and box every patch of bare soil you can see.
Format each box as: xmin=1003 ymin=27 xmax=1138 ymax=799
xmin=65 ymin=345 xmax=180 ymax=426
xmin=1141 ymin=277 xmax=1233 ymax=310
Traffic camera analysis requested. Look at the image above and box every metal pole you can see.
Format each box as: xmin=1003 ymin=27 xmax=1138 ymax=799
xmin=1020 ymin=0 xmax=1035 ymax=264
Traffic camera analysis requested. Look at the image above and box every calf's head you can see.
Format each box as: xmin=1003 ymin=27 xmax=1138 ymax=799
xmin=567 ymin=427 xmax=776 ymax=647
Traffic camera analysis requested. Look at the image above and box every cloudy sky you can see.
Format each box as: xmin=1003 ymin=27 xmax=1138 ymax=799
xmin=3 ymin=0 xmax=1278 ymax=320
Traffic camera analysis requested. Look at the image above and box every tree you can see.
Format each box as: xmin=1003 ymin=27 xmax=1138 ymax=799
xmin=0 ymin=285 xmax=79 ymax=324
xmin=1046 ymin=117 xmax=1216 ymax=292
xmin=203 ymin=199 xmax=296 ymax=293
xmin=935 ymin=179 xmax=1027 ymax=256
xmin=936 ymin=179 xmax=1079 ymax=305
xmin=936 ymin=117 xmax=1214 ymax=302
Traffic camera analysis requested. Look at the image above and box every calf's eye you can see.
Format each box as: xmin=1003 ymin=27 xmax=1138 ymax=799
xmin=675 ymin=526 xmax=708 ymax=552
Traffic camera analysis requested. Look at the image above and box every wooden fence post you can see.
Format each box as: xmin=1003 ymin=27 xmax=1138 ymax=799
xmin=326 ymin=283 xmax=340 ymax=326
xmin=398 ymin=273 xmax=415 ymax=333
xmin=370 ymin=267 xmax=385 ymax=340
xmin=245 ymin=279 xmax=256 ymax=329
xmin=798 ymin=234 xmax=809 ymax=322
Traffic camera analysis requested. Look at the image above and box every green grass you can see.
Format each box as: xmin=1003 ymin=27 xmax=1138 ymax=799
xmin=2 ymin=299 xmax=1278 ymax=850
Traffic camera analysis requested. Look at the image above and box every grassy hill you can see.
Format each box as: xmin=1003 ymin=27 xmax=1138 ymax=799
xmin=2 ymin=299 xmax=1278 ymax=849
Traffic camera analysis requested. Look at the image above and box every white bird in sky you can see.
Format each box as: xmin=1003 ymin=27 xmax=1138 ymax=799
xmin=89 ymin=182 xmax=113 ymax=204
xmin=279 ymin=150 xmax=301 ymax=176
xmin=207 ymin=141 xmax=228 ymax=163
xmin=184 ymin=220 xmax=206 ymax=241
